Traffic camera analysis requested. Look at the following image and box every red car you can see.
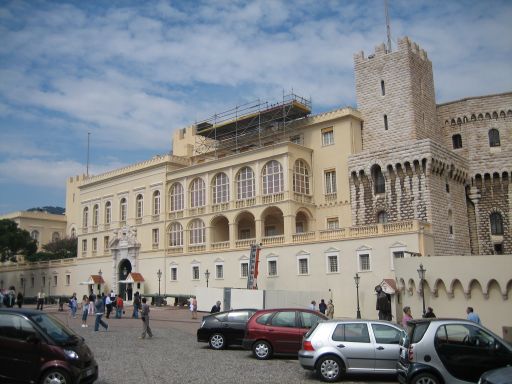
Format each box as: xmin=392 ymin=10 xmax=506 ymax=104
xmin=242 ymin=308 xmax=327 ymax=359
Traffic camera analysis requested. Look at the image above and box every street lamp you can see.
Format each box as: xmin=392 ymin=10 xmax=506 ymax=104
xmin=354 ymin=273 xmax=361 ymax=319
xmin=157 ymin=269 xmax=162 ymax=306
xmin=204 ymin=269 xmax=210 ymax=288
xmin=417 ymin=264 xmax=426 ymax=316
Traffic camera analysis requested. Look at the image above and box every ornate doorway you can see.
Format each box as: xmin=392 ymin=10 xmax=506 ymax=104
xmin=118 ymin=259 xmax=132 ymax=300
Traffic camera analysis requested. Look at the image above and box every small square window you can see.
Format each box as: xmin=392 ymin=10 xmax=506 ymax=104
xmin=268 ymin=260 xmax=277 ymax=276
xmin=241 ymin=263 xmax=248 ymax=278
xmin=192 ymin=266 xmax=199 ymax=280
xmin=322 ymin=128 xmax=334 ymax=146
xmin=327 ymin=255 xmax=338 ymax=273
xmin=327 ymin=218 xmax=339 ymax=229
xmin=359 ymin=254 xmax=370 ymax=271
xmin=66 ymin=275 xmax=70 ymax=286
xmin=216 ymin=264 xmax=224 ymax=279
xmin=298 ymin=258 xmax=309 ymax=275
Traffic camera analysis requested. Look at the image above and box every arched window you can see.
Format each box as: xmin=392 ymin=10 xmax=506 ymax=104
xmin=82 ymin=207 xmax=89 ymax=228
xmin=488 ymin=129 xmax=500 ymax=147
xmin=120 ymin=198 xmax=127 ymax=222
xmin=490 ymin=212 xmax=503 ymax=235
xmin=212 ymin=173 xmax=229 ymax=204
xmin=372 ymin=165 xmax=385 ymax=194
xmin=262 ymin=160 xmax=283 ymax=195
xmin=92 ymin=204 xmax=99 ymax=227
xmin=293 ymin=160 xmax=310 ymax=194
xmin=52 ymin=232 xmax=60 ymax=242
xmin=189 ymin=219 xmax=205 ymax=244
xmin=170 ymin=183 xmax=184 ymax=212
xmin=136 ymin=194 xmax=144 ymax=218
xmin=105 ymin=201 xmax=111 ymax=224
xmin=71 ymin=228 xmax=76 ymax=238
xmin=377 ymin=211 xmax=388 ymax=224
xmin=31 ymin=230 xmax=39 ymax=242
xmin=190 ymin=178 xmax=205 ymax=208
xmin=169 ymin=222 xmax=183 ymax=246
xmin=237 ymin=167 xmax=255 ymax=200
xmin=152 ymin=191 xmax=161 ymax=215
xmin=452 ymin=134 xmax=462 ymax=149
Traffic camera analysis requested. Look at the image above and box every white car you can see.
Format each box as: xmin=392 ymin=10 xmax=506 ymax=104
xmin=298 ymin=319 xmax=405 ymax=382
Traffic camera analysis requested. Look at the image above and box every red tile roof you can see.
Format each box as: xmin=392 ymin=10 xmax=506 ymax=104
xmin=130 ymin=272 xmax=145 ymax=282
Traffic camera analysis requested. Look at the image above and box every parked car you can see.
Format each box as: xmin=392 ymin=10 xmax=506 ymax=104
xmin=242 ymin=308 xmax=327 ymax=359
xmin=397 ymin=318 xmax=512 ymax=384
xmin=478 ymin=366 xmax=512 ymax=384
xmin=298 ymin=319 xmax=405 ymax=382
xmin=197 ymin=308 xmax=257 ymax=350
xmin=0 ymin=308 xmax=98 ymax=384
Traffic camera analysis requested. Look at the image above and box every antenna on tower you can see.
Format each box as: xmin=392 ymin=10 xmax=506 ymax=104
xmin=385 ymin=0 xmax=392 ymax=52
xmin=86 ymin=132 xmax=91 ymax=177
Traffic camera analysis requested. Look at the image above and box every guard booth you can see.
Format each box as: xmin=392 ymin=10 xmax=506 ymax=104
xmin=79 ymin=274 xmax=105 ymax=296
xmin=118 ymin=272 xmax=145 ymax=304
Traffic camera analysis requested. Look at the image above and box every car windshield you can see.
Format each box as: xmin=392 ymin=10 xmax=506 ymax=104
xmin=30 ymin=313 xmax=80 ymax=346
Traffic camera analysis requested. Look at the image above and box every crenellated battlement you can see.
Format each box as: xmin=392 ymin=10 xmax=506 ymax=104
xmin=354 ymin=36 xmax=429 ymax=63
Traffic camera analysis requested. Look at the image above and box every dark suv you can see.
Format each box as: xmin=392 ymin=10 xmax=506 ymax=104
xmin=0 ymin=308 xmax=98 ymax=384
xmin=242 ymin=308 xmax=327 ymax=359
xmin=397 ymin=318 xmax=512 ymax=384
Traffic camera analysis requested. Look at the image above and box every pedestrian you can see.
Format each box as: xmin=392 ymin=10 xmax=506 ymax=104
xmin=309 ymin=300 xmax=316 ymax=310
xmin=94 ymin=295 xmax=108 ymax=332
xmin=326 ymin=299 xmax=334 ymax=319
xmin=0 ymin=290 xmax=4 ymax=308
xmin=81 ymin=295 xmax=89 ymax=327
xmin=318 ymin=299 xmax=327 ymax=314
xmin=423 ymin=306 xmax=436 ymax=318
xmin=402 ymin=306 xmax=413 ymax=327
xmin=139 ymin=297 xmax=153 ymax=339
xmin=210 ymin=300 xmax=221 ymax=313
xmin=132 ymin=292 xmax=140 ymax=319
xmin=375 ymin=285 xmax=392 ymax=321
xmin=6 ymin=286 xmax=16 ymax=308
xmin=69 ymin=293 xmax=78 ymax=318
xmin=105 ymin=294 xmax=112 ymax=318
xmin=36 ymin=289 xmax=45 ymax=310
xmin=116 ymin=294 xmax=124 ymax=318
xmin=88 ymin=292 xmax=96 ymax=315
xmin=16 ymin=291 xmax=23 ymax=308
xmin=110 ymin=290 xmax=116 ymax=309
xmin=466 ymin=307 xmax=481 ymax=324
xmin=191 ymin=297 xmax=198 ymax=319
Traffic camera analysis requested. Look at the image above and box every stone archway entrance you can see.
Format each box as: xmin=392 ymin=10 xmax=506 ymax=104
xmin=109 ymin=226 xmax=140 ymax=301
xmin=118 ymin=259 xmax=132 ymax=300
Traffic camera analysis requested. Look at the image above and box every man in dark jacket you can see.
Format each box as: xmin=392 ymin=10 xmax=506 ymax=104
xmin=210 ymin=300 xmax=221 ymax=313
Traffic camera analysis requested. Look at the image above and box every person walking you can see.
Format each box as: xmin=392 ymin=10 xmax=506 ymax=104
xmin=36 ymin=290 xmax=45 ymax=310
xmin=94 ymin=296 xmax=108 ymax=332
xmin=309 ymin=300 xmax=317 ymax=310
xmin=6 ymin=286 xmax=16 ymax=308
xmin=210 ymin=300 xmax=221 ymax=313
xmin=116 ymin=294 xmax=124 ymax=318
xmin=466 ymin=307 xmax=481 ymax=324
xmin=105 ymin=295 xmax=112 ymax=318
xmin=16 ymin=291 xmax=23 ymax=308
xmin=318 ymin=299 xmax=327 ymax=314
xmin=69 ymin=293 xmax=78 ymax=318
xmin=139 ymin=297 xmax=153 ymax=339
xmin=326 ymin=299 xmax=334 ymax=319
xmin=191 ymin=297 xmax=198 ymax=319
xmin=88 ymin=292 xmax=96 ymax=315
xmin=402 ymin=306 xmax=413 ymax=327
xmin=423 ymin=306 xmax=436 ymax=318
xmin=81 ymin=295 xmax=89 ymax=327
xmin=132 ymin=292 xmax=140 ymax=319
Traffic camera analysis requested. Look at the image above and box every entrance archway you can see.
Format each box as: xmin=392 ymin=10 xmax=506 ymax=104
xmin=118 ymin=259 xmax=132 ymax=300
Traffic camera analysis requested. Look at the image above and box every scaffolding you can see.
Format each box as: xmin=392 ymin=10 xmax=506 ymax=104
xmin=194 ymin=92 xmax=312 ymax=157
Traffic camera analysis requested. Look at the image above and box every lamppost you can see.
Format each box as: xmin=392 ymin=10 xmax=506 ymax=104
xmin=157 ymin=269 xmax=162 ymax=306
xmin=417 ymin=264 xmax=426 ymax=316
xmin=354 ymin=273 xmax=361 ymax=319
xmin=204 ymin=269 xmax=210 ymax=288
xmin=98 ymin=269 xmax=102 ymax=295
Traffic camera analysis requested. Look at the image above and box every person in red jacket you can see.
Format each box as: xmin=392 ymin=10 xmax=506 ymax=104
xmin=115 ymin=295 xmax=124 ymax=318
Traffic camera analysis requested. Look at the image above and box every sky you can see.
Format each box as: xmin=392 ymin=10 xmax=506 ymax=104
xmin=0 ymin=0 xmax=511 ymax=215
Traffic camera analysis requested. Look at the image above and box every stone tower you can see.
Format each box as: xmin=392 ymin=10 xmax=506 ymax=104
xmin=348 ymin=37 xmax=471 ymax=257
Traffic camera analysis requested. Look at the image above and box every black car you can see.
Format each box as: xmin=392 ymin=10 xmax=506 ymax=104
xmin=0 ymin=308 xmax=98 ymax=384
xmin=197 ymin=308 xmax=257 ymax=350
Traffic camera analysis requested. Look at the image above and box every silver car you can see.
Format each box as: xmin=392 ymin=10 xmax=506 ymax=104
xmin=299 ymin=319 xmax=405 ymax=382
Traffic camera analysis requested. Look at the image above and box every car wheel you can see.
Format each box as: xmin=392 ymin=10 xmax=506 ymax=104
xmin=209 ymin=333 xmax=226 ymax=350
xmin=40 ymin=369 xmax=70 ymax=384
xmin=316 ymin=355 xmax=344 ymax=382
xmin=252 ymin=340 xmax=272 ymax=360
xmin=412 ymin=372 xmax=440 ymax=384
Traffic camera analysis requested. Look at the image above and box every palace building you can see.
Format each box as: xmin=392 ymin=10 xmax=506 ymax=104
xmin=1 ymin=36 xmax=511 ymax=335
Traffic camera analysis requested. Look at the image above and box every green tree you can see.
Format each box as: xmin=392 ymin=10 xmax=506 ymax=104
xmin=0 ymin=219 xmax=37 ymax=263
xmin=42 ymin=236 xmax=77 ymax=259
